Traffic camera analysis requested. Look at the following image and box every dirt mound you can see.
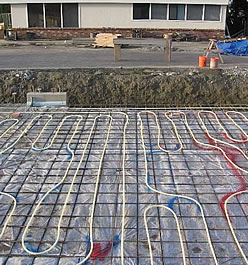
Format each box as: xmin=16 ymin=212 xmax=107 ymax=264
xmin=0 ymin=68 xmax=247 ymax=107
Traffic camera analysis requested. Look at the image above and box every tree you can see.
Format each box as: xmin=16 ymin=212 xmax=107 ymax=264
xmin=226 ymin=0 xmax=248 ymax=36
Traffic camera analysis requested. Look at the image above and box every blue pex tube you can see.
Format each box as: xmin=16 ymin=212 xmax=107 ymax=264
xmin=168 ymin=196 xmax=201 ymax=212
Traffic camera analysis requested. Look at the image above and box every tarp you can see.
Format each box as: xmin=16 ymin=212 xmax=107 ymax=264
xmin=217 ymin=39 xmax=248 ymax=56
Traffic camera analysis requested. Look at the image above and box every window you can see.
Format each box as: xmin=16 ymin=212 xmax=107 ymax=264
xmin=133 ymin=4 xmax=150 ymax=20
xmin=63 ymin=4 xmax=78 ymax=27
xmin=45 ymin=4 xmax=61 ymax=28
xmin=151 ymin=4 xmax=167 ymax=20
xmin=205 ymin=5 xmax=221 ymax=21
xmin=0 ymin=4 xmax=11 ymax=13
xmin=28 ymin=4 xmax=44 ymax=27
xmin=169 ymin=4 xmax=185 ymax=20
xmin=187 ymin=5 xmax=203 ymax=20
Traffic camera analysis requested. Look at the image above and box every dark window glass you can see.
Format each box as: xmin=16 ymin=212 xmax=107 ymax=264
xmin=205 ymin=5 xmax=221 ymax=21
xmin=187 ymin=4 xmax=203 ymax=20
xmin=28 ymin=4 xmax=44 ymax=28
xmin=45 ymin=3 xmax=61 ymax=28
xmin=151 ymin=4 xmax=167 ymax=20
xmin=0 ymin=4 xmax=11 ymax=13
xmin=169 ymin=4 xmax=185 ymax=20
xmin=63 ymin=3 xmax=78 ymax=27
xmin=133 ymin=4 xmax=149 ymax=20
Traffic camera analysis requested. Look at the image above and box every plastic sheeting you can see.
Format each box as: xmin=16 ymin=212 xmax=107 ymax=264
xmin=0 ymin=108 xmax=247 ymax=265
xmin=217 ymin=39 xmax=248 ymax=56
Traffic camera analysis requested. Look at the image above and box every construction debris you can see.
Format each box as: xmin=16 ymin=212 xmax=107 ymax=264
xmin=0 ymin=23 xmax=4 ymax=40
xmin=72 ymin=38 xmax=95 ymax=47
xmin=94 ymin=33 xmax=122 ymax=48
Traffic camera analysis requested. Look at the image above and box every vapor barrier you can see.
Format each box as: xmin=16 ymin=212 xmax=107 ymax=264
xmin=0 ymin=107 xmax=247 ymax=265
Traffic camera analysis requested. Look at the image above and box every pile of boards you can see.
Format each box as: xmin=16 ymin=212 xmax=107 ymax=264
xmin=94 ymin=33 xmax=122 ymax=48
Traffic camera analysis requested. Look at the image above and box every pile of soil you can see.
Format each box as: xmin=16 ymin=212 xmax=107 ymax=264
xmin=0 ymin=68 xmax=247 ymax=107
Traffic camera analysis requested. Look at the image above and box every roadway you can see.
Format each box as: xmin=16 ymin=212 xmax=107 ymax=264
xmin=0 ymin=45 xmax=247 ymax=69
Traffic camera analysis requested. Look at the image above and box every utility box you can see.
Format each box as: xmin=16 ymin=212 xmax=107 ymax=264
xmin=27 ymin=92 xmax=67 ymax=107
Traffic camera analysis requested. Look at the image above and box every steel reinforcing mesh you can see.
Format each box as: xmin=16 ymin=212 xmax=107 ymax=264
xmin=0 ymin=107 xmax=247 ymax=265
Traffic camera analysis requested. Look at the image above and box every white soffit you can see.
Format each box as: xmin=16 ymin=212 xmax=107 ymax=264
xmin=1 ymin=0 xmax=229 ymax=4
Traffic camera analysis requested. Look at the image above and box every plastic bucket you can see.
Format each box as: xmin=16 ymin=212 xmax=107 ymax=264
xmin=199 ymin=56 xmax=207 ymax=67
xmin=210 ymin=57 xmax=219 ymax=69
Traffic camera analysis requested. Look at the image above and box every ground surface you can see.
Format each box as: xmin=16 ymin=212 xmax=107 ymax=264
xmin=0 ymin=44 xmax=247 ymax=69
xmin=0 ymin=68 xmax=248 ymax=107
xmin=0 ymin=106 xmax=247 ymax=265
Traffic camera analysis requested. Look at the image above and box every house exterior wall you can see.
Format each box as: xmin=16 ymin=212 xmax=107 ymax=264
xmin=2 ymin=0 xmax=228 ymax=3
xmin=80 ymin=4 xmax=131 ymax=28
xmin=11 ymin=3 xmax=227 ymax=30
xmin=8 ymin=1 xmax=228 ymax=40
xmin=11 ymin=4 xmax=28 ymax=28
xmin=80 ymin=3 xmax=226 ymax=30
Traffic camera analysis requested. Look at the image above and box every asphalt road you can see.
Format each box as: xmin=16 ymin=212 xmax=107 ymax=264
xmin=0 ymin=46 xmax=247 ymax=69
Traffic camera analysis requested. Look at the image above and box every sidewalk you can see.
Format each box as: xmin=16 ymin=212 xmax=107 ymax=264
xmin=0 ymin=39 xmax=74 ymax=47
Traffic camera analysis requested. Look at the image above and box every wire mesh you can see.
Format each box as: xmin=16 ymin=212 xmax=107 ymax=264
xmin=0 ymin=106 xmax=247 ymax=265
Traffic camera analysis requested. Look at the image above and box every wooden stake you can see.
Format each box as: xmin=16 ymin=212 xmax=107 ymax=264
xmin=164 ymin=36 xmax=172 ymax=63
xmin=114 ymin=44 xmax=121 ymax=62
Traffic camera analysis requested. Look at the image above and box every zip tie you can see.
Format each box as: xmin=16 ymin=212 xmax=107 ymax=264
xmin=116 ymin=112 xmax=128 ymax=265
xmin=22 ymin=115 xmax=113 ymax=265
xmin=0 ymin=112 xmax=128 ymax=264
xmin=224 ymin=190 xmax=248 ymax=264
xmin=22 ymin=115 xmax=83 ymax=255
xmin=142 ymin=111 xmax=183 ymax=153
xmin=173 ymin=110 xmax=248 ymax=264
xmin=0 ymin=115 xmax=52 ymax=155
xmin=225 ymin=111 xmax=248 ymax=143
xmin=197 ymin=111 xmax=248 ymax=174
xmin=144 ymin=205 xmax=186 ymax=265
xmin=0 ymin=119 xmax=19 ymax=139
xmin=138 ymin=111 xmax=219 ymax=265
xmin=0 ymin=192 xmax=17 ymax=240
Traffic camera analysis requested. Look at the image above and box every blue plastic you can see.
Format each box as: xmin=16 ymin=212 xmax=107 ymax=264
xmin=168 ymin=196 xmax=201 ymax=212
xmin=147 ymin=173 xmax=152 ymax=192
xmin=25 ymin=242 xmax=38 ymax=253
xmin=217 ymin=39 xmax=248 ymax=56
xmin=65 ymin=145 xmax=73 ymax=160
xmin=113 ymin=234 xmax=120 ymax=249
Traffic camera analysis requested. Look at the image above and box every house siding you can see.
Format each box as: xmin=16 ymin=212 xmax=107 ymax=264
xmin=80 ymin=3 xmax=226 ymax=30
xmin=2 ymin=0 xmax=229 ymax=3
xmin=11 ymin=4 xmax=28 ymax=28
xmin=8 ymin=2 xmax=227 ymax=40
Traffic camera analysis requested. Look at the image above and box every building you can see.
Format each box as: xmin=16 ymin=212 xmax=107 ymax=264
xmin=2 ymin=0 xmax=229 ymax=39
